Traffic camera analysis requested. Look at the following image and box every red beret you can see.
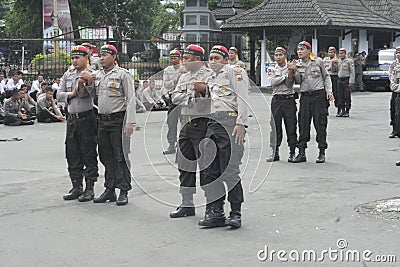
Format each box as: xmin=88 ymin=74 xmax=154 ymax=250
xmin=229 ymin=47 xmax=238 ymax=53
xmin=82 ymin=42 xmax=95 ymax=49
xmin=298 ymin=41 xmax=312 ymax=50
xmin=71 ymin=45 xmax=88 ymax=56
xmin=210 ymin=45 xmax=229 ymax=58
xmin=275 ymin=47 xmax=287 ymax=55
xmin=169 ymin=49 xmax=181 ymax=58
xmin=100 ymin=44 xmax=117 ymax=55
xmin=184 ymin=44 xmax=204 ymax=57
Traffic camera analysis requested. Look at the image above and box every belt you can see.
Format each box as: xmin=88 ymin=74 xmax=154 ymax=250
xmin=273 ymin=94 xmax=295 ymax=100
xmin=68 ymin=109 xmax=94 ymax=120
xmin=180 ymin=114 xmax=209 ymax=123
xmin=301 ymin=89 xmax=325 ymax=96
xmin=212 ymin=111 xmax=238 ymax=120
xmin=98 ymin=111 xmax=126 ymax=121
xmin=338 ymin=77 xmax=350 ymax=81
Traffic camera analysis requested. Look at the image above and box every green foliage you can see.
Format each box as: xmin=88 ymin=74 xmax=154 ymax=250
xmin=4 ymin=0 xmax=42 ymax=38
xmin=240 ymin=0 xmax=264 ymax=9
xmin=31 ymin=52 xmax=71 ymax=67
xmin=151 ymin=3 xmax=184 ymax=38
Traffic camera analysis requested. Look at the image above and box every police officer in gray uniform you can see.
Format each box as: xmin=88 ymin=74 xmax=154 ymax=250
xmin=390 ymin=48 xmax=400 ymax=166
xmin=337 ymin=48 xmax=355 ymax=117
xmin=323 ymin=47 xmax=339 ymax=114
xmin=93 ymin=44 xmax=136 ymax=206
xmin=57 ymin=45 xmax=99 ymax=202
xmin=389 ymin=47 xmax=400 ymax=138
xmin=169 ymin=44 xmax=212 ymax=218
xmin=82 ymin=43 xmax=101 ymax=71
xmin=266 ymin=47 xmax=298 ymax=163
xmin=162 ymin=49 xmax=186 ymax=154
xmin=200 ymin=45 xmax=249 ymax=229
xmin=288 ymin=41 xmax=333 ymax=163
xmin=3 ymin=89 xmax=34 ymax=126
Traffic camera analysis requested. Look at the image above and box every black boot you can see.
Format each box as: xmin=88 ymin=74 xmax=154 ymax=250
xmin=336 ymin=108 xmax=343 ymax=117
xmin=343 ymin=108 xmax=350 ymax=117
xmin=116 ymin=190 xmax=128 ymax=206
xmin=198 ymin=201 xmax=226 ymax=228
xmin=170 ymin=194 xmax=195 ymax=218
xmin=292 ymin=148 xmax=306 ymax=163
xmin=63 ymin=182 xmax=83 ymax=200
xmin=288 ymin=147 xmax=296 ymax=163
xmin=93 ymin=188 xmax=117 ymax=203
xmin=389 ymin=126 xmax=398 ymax=138
xmin=226 ymin=203 xmax=241 ymax=228
xmin=163 ymin=143 xmax=176 ymax=154
xmin=396 ymin=161 xmax=400 ymax=166
xmin=78 ymin=181 xmax=95 ymax=202
xmin=266 ymin=147 xmax=279 ymax=162
xmin=316 ymin=149 xmax=326 ymax=163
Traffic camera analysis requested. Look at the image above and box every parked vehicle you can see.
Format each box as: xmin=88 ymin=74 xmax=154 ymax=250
xmin=363 ymin=48 xmax=396 ymax=91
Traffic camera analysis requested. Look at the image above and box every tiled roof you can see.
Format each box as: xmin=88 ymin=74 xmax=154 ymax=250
xmin=222 ymin=0 xmax=400 ymax=31
xmin=363 ymin=0 xmax=400 ymax=17
xmin=213 ymin=0 xmax=245 ymax=20
xmin=217 ymin=0 xmax=244 ymax=8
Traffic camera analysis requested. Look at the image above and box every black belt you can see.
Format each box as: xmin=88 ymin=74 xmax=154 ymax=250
xmin=301 ymin=89 xmax=325 ymax=96
xmin=338 ymin=77 xmax=350 ymax=81
xmin=273 ymin=94 xmax=295 ymax=100
xmin=98 ymin=111 xmax=125 ymax=121
xmin=68 ymin=109 xmax=94 ymax=120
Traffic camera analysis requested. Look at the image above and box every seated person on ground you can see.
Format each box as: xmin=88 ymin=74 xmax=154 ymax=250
xmin=142 ymin=79 xmax=166 ymax=111
xmin=36 ymin=87 xmax=66 ymax=123
xmin=3 ymin=89 xmax=34 ymax=126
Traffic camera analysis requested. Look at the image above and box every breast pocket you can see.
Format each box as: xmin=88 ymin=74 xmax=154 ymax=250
xmin=107 ymin=82 xmax=122 ymax=97
xmin=311 ymin=67 xmax=321 ymax=78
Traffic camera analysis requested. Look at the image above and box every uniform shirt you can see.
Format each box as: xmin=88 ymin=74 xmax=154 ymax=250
xmin=294 ymin=57 xmax=332 ymax=93
xmin=57 ymin=68 xmax=95 ymax=114
xmin=4 ymin=98 xmax=21 ymax=117
xmin=390 ymin=61 xmax=400 ymax=93
xmin=229 ymin=59 xmax=246 ymax=69
xmin=89 ymin=56 xmax=101 ymax=71
xmin=95 ymin=65 xmax=136 ymax=124
xmin=52 ymin=82 xmax=60 ymax=92
xmin=353 ymin=58 xmax=365 ymax=75
xmin=36 ymin=94 xmax=62 ymax=116
xmin=206 ymin=64 xmax=249 ymax=126
xmin=162 ymin=64 xmax=185 ymax=95
xmin=267 ymin=63 xmax=294 ymax=95
xmin=20 ymin=95 xmax=36 ymax=110
xmin=173 ymin=65 xmax=213 ymax=116
xmin=6 ymin=79 xmax=22 ymax=92
xmin=142 ymin=86 xmax=161 ymax=106
xmin=322 ymin=56 xmax=339 ymax=76
xmin=136 ymin=87 xmax=144 ymax=102
xmin=30 ymin=80 xmax=42 ymax=94
xmin=338 ymin=57 xmax=355 ymax=83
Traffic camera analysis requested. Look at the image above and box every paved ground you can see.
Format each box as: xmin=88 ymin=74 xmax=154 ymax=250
xmin=0 ymin=91 xmax=399 ymax=267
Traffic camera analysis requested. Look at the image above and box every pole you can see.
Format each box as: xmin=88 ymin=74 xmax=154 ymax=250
xmin=53 ymin=0 xmax=59 ymax=56
xmin=21 ymin=46 xmax=25 ymax=71
xmin=261 ymin=30 xmax=267 ymax=87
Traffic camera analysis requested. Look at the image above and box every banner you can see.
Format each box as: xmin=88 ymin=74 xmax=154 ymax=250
xmin=43 ymin=0 xmax=74 ymax=53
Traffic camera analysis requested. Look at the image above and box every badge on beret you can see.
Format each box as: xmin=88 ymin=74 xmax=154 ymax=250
xmin=221 ymin=87 xmax=227 ymax=93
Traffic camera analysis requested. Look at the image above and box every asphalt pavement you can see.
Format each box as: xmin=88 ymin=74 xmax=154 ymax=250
xmin=0 ymin=91 xmax=399 ymax=267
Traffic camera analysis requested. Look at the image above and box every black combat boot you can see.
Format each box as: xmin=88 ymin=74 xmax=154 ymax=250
xmin=226 ymin=203 xmax=242 ymax=229
xmin=198 ymin=201 xmax=226 ymax=228
xmin=63 ymin=181 xmax=83 ymax=201
xmin=170 ymin=193 xmax=195 ymax=218
xmin=292 ymin=148 xmax=306 ymax=163
xmin=389 ymin=126 xmax=398 ymax=138
xmin=163 ymin=143 xmax=176 ymax=155
xmin=342 ymin=108 xmax=350 ymax=117
xmin=116 ymin=190 xmax=128 ymax=206
xmin=396 ymin=161 xmax=400 ymax=166
xmin=78 ymin=180 xmax=95 ymax=202
xmin=316 ymin=149 xmax=326 ymax=163
xmin=288 ymin=147 xmax=296 ymax=163
xmin=266 ymin=147 xmax=279 ymax=162
xmin=93 ymin=188 xmax=117 ymax=203
xmin=336 ymin=108 xmax=342 ymax=117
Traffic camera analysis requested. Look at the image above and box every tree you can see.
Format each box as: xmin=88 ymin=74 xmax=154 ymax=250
xmin=4 ymin=0 xmax=42 ymax=38
xmin=151 ymin=2 xmax=184 ymax=38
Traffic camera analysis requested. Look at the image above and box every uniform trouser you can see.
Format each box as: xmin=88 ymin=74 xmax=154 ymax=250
xmin=4 ymin=116 xmax=32 ymax=126
xmin=394 ymin=93 xmax=400 ymax=134
xmin=65 ymin=111 xmax=98 ymax=185
xmin=37 ymin=111 xmax=60 ymax=122
xmin=390 ymin=92 xmax=400 ymax=131
xmin=298 ymin=90 xmax=328 ymax=150
xmin=331 ymin=75 xmax=338 ymax=107
xmin=337 ymin=77 xmax=351 ymax=110
xmin=98 ymin=116 xmax=132 ymax=191
xmin=176 ymin=117 xmax=208 ymax=195
xmin=269 ymin=96 xmax=298 ymax=149
xmin=201 ymin=117 xmax=244 ymax=205
xmin=355 ymin=74 xmax=364 ymax=91
xmin=166 ymin=104 xmax=181 ymax=144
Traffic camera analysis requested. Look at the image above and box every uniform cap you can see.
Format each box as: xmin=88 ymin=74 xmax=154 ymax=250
xmin=298 ymin=41 xmax=312 ymax=50
xmin=328 ymin=47 xmax=337 ymax=52
xmin=275 ymin=47 xmax=287 ymax=55
xmin=100 ymin=44 xmax=118 ymax=55
xmin=169 ymin=49 xmax=181 ymax=58
xmin=229 ymin=47 xmax=238 ymax=53
xmin=210 ymin=45 xmax=229 ymax=58
xmin=71 ymin=45 xmax=88 ymax=57
xmin=81 ymin=42 xmax=96 ymax=49
xmin=184 ymin=44 xmax=205 ymax=57
xmin=339 ymin=48 xmax=347 ymax=53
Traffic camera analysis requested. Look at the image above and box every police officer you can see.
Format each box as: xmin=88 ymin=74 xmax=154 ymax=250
xmin=337 ymin=48 xmax=355 ymax=117
xmin=266 ymin=47 xmax=297 ymax=163
xmin=228 ymin=47 xmax=246 ymax=69
xmin=3 ymin=89 xmax=34 ymax=126
xmin=288 ymin=41 xmax=333 ymax=163
xmin=390 ymin=47 xmax=400 ymax=166
xmin=81 ymin=42 xmax=101 ymax=71
xmin=37 ymin=87 xmax=65 ymax=123
xmin=93 ymin=44 xmax=136 ymax=206
xmin=169 ymin=44 xmax=212 ymax=218
xmin=323 ymin=47 xmax=339 ymax=115
xmin=162 ymin=49 xmax=186 ymax=154
xmin=354 ymin=53 xmax=365 ymax=92
xmin=199 ymin=45 xmax=249 ymax=228
xmin=57 ymin=45 xmax=99 ymax=202
xmin=389 ymin=47 xmax=400 ymax=138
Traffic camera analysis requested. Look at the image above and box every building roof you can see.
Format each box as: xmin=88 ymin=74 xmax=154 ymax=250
xmin=222 ymin=0 xmax=400 ymax=31
xmin=212 ymin=0 xmax=245 ymax=21
xmin=363 ymin=0 xmax=400 ymax=17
